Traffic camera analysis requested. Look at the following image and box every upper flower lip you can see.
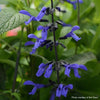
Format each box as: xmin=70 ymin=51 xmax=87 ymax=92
xmin=36 ymin=62 xmax=53 ymax=78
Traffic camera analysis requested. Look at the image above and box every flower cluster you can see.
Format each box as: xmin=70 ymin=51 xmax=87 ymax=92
xmin=19 ymin=0 xmax=87 ymax=99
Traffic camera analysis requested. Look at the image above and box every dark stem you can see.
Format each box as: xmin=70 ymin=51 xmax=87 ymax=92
xmin=27 ymin=0 xmax=30 ymax=7
xmin=75 ymin=0 xmax=80 ymax=54
xmin=51 ymin=0 xmax=60 ymax=99
xmin=51 ymin=0 xmax=60 ymax=84
xmin=12 ymin=27 xmax=24 ymax=93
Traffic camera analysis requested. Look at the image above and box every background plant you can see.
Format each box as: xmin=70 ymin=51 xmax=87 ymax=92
xmin=0 ymin=0 xmax=100 ymax=100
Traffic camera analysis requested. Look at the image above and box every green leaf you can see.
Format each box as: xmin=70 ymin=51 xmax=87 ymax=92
xmin=0 ymin=49 xmax=10 ymax=59
xmin=93 ymin=0 xmax=100 ymax=23
xmin=11 ymin=93 xmax=20 ymax=100
xmin=0 ymin=59 xmax=15 ymax=67
xmin=91 ymin=26 xmax=100 ymax=48
xmin=65 ymin=52 xmax=96 ymax=64
xmin=0 ymin=8 xmax=29 ymax=34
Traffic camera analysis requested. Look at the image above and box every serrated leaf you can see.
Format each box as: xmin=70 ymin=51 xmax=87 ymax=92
xmin=65 ymin=52 xmax=96 ymax=64
xmin=0 ymin=8 xmax=29 ymax=34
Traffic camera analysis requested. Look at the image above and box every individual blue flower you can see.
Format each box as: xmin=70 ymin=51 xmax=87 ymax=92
xmin=25 ymin=34 xmax=52 ymax=54
xmin=36 ymin=63 xmax=53 ymax=78
xmin=56 ymin=84 xmax=63 ymax=97
xmin=24 ymin=80 xmax=45 ymax=95
xmin=62 ymin=84 xmax=73 ymax=97
xmin=37 ymin=25 xmax=50 ymax=40
xmin=64 ymin=64 xmax=87 ymax=78
xmin=59 ymin=25 xmax=81 ymax=41
xmin=26 ymin=34 xmax=44 ymax=54
xmin=36 ymin=63 xmax=47 ymax=77
xmin=56 ymin=84 xmax=73 ymax=97
xmin=19 ymin=7 xmax=47 ymax=25
xmin=66 ymin=0 xmax=83 ymax=9
xmin=36 ymin=7 xmax=47 ymax=21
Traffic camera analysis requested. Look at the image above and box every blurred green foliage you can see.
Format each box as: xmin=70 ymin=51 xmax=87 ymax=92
xmin=0 ymin=0 xmax=100 ymax=100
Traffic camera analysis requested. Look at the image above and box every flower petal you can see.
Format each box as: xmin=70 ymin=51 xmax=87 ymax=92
xmin=36 ymin=84 xmax=45 ymax=88
xmin=69 ymin=64 xmax=79 ymax=69
xmin=37 ymin=26 xmax=44 ymax=31
xmin=25 ymin=41 xmax=34 ymax=46
xmin=71 ymin=33 xmax=81 ymax=41
xmin=44 ymin=64 xmax=53 ymax=78
xmin=30 ymin=48 xmax=36 ymax=54
xmin=28 ymin=34 xmax=38 ymax=39
xmin=19 ymin=10 xmax=32 ymax=17
xmin=29 ymin=87 xmax=37 ymax=95
xmin=73 ymin=3 xmax=77 ymax=9
xmin=65 ymin=65 xmax=71 ymax=77
xmin=66 ymin=84 xmax=73 ymax=89
xmin=72 ymin=25 xmax=80 ymax=32
xmin=24 ymin=80 xmax=35 ymax=85
xmin=38 ymin=63 xmax=45 ymax=68
xmin=74 ymin=69 xmax=81 ymax=78
xmin=36 ymin=7 xmax=47 ymax=21
xmin=56 ymin=84 xmax=63 ymax=97
xmin=59 ymin=32 xmax=72 ymax=39
xmin=79 ymin=0 xmax=83 ymax=3
xmin=41 ymin=27 xmax=49 ymax=40
xmin=25 ymin=17 xmax=34 ymax=25
xmin=79 ymin=65 xmax=87 ymax=71
xmin=62 ymin=87 xmax=68 ymax=97
xmin=36 ymin=63 xmax=47 ymax=77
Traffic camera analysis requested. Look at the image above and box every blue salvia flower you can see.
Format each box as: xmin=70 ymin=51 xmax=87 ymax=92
xmin=19 ymin=7 xmax=47 ymax=25
xmin=36 ymin=7 xmax=47 ymax=21
xmin=25 ymin=34 xmax=44 ymax=54
xmin=37 ymin=25 xmax=50 ymax=40
xmin=62 ymin=84 xmax=73 ymax=97
xmin=36 ymin=63 xmax=53 ymax=78
xmin=64 ymin=64 xmax=87 ymax=78
xmin=66 ymin=0 xmax=83 ymax=9
xmin=24 ymin=80 xmax=45 ymax=95
xmin=25 ymin=25 xmax=50 ymax=54
xmin=59 ymin=25 xmax=81 ymax=41
xmin=56 ymin=84 xmax=73 ymax=97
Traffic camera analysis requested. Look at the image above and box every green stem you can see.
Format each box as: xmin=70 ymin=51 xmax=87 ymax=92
xmin=75 ymin=0 xmax=80 ymax=55
xmin=12 ymin=27 xmax=24 ymax=93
